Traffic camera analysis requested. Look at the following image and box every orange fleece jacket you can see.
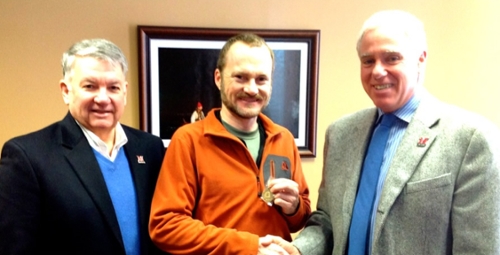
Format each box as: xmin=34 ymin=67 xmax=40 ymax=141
xmin=150 ymin=109 xmax=311 ymax=255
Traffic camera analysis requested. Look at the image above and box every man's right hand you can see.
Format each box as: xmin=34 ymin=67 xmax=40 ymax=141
xmin=258 ymin=236 xmax=290 ymax=255
xmin=259 ymin=235 xmax=300 ymax=255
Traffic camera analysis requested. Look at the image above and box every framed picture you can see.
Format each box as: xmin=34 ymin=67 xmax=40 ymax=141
xmin=138 ymin=26 xmax=320 ymax=157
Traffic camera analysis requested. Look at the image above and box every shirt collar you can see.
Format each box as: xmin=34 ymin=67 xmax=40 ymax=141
xmin=377 ymin=87 xmax=424 ymax=124
xmin=75 ymin=121 xmax=128 ymax=161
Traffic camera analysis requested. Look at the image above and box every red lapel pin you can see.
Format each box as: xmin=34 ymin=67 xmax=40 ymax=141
xmin=417 ymin=137 xmax=429 ymax=147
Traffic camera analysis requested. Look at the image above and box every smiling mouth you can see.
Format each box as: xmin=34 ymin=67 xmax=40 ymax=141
xmin=92 ymin=110 xmax=112 ymax=114
xmin=374 ymin=84 xmax=392 ymax=90
xmin=238 ymin=96 xmax=262 ymax=103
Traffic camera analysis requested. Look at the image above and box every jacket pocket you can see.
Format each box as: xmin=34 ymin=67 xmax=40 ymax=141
xmin=405 ymin=173 xmax=452 ymax=194
xmin=262 ymin=155 xmax=292 ymax=181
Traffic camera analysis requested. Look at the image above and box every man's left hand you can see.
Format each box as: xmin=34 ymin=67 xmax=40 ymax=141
xmin=268 ymin=178 xmax=300 ymax=215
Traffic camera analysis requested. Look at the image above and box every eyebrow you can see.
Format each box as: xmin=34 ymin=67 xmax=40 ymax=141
xmin=80 ymin=77 xmax=97 ymax=83
xmin=360 ymin=50 xmax=401 ymax=58
xmin=79 ymin=77 xmax=123 ymax=85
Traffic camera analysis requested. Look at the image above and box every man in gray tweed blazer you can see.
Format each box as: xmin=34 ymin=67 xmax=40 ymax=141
xmin=265 ymin=9 xmax=500 ymax=255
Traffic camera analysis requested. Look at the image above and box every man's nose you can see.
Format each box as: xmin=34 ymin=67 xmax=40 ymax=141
xmin=243 ymin=80 xmax=258 ymax=95
xmin=94 ymin=88 xmax=111 ymax=103
xmin=372 ymin=61 xmax=387 ymax=79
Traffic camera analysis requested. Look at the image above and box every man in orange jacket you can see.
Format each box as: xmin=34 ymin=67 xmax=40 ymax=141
xmin=149 ymin=33 xmax=311 ymax=255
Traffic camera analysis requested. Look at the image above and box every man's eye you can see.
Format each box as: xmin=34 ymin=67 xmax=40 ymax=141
xmin=256 ymin=77 xmax=269 ymax=84
xmin=82 ymin=84 xmax=94 ymax=89
xmin=386 ymin=55 xmax=402 ymax=63
xmin=234 ymin=75 xmax=246 ymax=82
xmin=362 ymin=59 xmax=375 ymax=66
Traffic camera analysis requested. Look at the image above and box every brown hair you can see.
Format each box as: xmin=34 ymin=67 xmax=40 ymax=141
xmin=216 ymin=33 xmax=275 ymax=73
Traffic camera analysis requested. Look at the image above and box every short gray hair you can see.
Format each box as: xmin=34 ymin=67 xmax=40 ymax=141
xmin=356 ymin=10 xmax=427 ymax=54
xmin=61 ymin=38 xmax=128 ymax=80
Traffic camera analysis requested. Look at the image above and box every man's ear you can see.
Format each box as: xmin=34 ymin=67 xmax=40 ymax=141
xmin=123 ymin=82 xmax=128 ymax=106
xmin=418 ymin=50 xmax=427 ymax=67
xmin=214 ymin=69 xmax=222 ymax=90
xmin=60 ymin=80 xmax=71 ymax=105
xmin=416 ymin=50 xmax=427 ymax=84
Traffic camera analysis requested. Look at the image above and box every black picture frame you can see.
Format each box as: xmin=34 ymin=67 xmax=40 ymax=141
xmin=138 ymin=26 xmax=320 ymax=157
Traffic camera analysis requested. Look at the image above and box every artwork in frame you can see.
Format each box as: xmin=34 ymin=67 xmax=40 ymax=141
xmin=138 ymin=26 xmax=320 ymax=157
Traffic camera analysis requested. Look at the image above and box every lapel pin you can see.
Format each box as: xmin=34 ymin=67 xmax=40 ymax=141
xmin=137 ymin=155 xmax=146 ymax=164
xmin=417 ymin=137 xmax=429 ymax=147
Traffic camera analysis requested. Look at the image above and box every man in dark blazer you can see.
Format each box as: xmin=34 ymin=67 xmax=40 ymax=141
xmin=266 ymin=10 xmax=500 ymax=255
xmin=0 ymin=39 xmax=166 ymax=255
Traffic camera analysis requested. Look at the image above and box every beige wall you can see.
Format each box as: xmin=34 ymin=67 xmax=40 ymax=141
xmin=1 ymin=0 xmax=499 ymax=211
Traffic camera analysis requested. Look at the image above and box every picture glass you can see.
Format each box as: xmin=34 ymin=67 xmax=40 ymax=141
xmin=149 ymin=40 xmax=308 ymax=148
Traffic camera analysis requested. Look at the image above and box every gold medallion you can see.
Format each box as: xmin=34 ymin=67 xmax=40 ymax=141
xmin=261 ymin=187 xmax=274 ymax=206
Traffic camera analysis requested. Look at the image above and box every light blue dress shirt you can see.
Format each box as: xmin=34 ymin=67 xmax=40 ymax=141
xmin=367 ymin=89 xmax=423 ymax=254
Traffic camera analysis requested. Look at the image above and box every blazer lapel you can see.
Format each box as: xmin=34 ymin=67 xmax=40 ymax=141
xmin=59 ymin=113 xmax=124 ymax=247
xmin=122 ymin=129 xmax=161 ymax=255
xmin=342 ymin=109 xmax=379 ymax=242
xmin=373 ymin=94 xmax=441 ymax=243
xmin=122 ymin=130 xmax=149 ymax=232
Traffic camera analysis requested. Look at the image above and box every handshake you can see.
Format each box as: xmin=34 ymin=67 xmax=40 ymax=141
xmin=258 ymin=235 xmax=301 ymax=255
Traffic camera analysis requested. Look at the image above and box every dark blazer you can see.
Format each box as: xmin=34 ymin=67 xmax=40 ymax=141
xmin=293 ymin=93 xmax=500 ymax=254
xmin=0 ymin=113 xmax=166 ymax=255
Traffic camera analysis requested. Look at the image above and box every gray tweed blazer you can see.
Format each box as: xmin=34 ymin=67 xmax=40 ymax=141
xmin=294 ymin=93 xmax=500 ymax=255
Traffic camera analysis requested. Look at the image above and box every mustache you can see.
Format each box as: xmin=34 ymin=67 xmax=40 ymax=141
xmin=236 ymin=93 xmax=264 ymax=100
